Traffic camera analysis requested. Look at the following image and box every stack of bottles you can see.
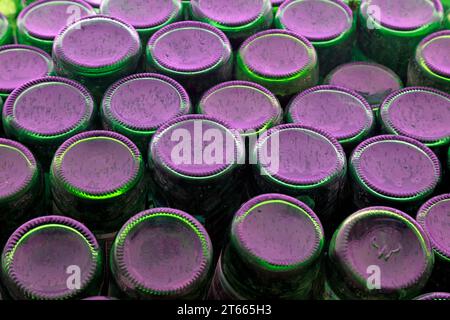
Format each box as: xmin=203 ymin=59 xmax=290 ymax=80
xmin=0 ymin=0 xmax=448 ymax=301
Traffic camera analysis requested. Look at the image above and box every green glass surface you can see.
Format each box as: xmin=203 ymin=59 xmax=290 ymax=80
xmin=0 ymin=13 xmax=12 ymax=45
xmin=0 ymin=142 xmax=40 ymax=205
xmin=442 ymin=0 xmax=450 ymax=11
xmin=444 ymin=9 xmax=450 ymax=29
xmin=0 ymin=0 xmax=20 ymax=20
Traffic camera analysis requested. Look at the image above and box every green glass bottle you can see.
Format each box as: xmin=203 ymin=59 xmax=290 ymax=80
xmin=19 ymin=0 xmax=35 ymax=9
xmin=235 ymin=29 xmax=318 ymax=100
xmin=275 ymin=0 xmax=355 ymax=76
xmin=87 ymin=0 xmax=100 ymax=11
xmin=443 ymin=0 xmax=450 ymax=11
xmin=271 ymin=0 xmax=285 ymax=9
xmin=16 ymin=0 xmax=96 ymax=54
xmin=0 ymin=138 xmax=44 ymax=240
xmin=109 ymin=208 xmax=213 ymax=299
xmin=324 ymin=62 xmax=403 ymax=115
xmin=380 ymin=87 xmax=450 ymax=161
xmin=3 ymin=77 xmax=96 ymax=168
xmin=0 ymin=45 xmax=54 ymax=100
xmin=148 ymin=114 xmax=245 ymax=248
xmin=145 ymin=21 xmax=233 ymax=98
xmin=209 ymin=194 xmax=324 ymax=300
xmin=53 ymin=15 xmax=142 ymax=100
xmin=252 ymin=124 xmax=347 ymax=221
xmin=50 ymin=130 xmax=147 ymax=241
xmin=407 ymin=30 xmax=450 ymax=93
xmin=343 ymin=0 xmax=361 ymax=12
xmin=322 ymin=206 xmax=434 ymax=300
xmin=181 ymin=0 xmax=190 ymax=19
xmin=286 ymin=85 xmax=374 ymax=152
xmin=358 ymin=0 xmax=443 ymax=79
xmin=1 ymin=215 xmax=103 ymax=299
xmin=417 ymin=194 xmax=450 ymax=292
xmin=444 ymin=8 xmax=450 ymax=29
xmin=197 ymin=80 xmax=282 ymax=138
xmin=101 ymin=73 xmax=191 ymax=154
xmin=445 ymin=147 xmax=450 ymax=185
xmin=189 ymin=0 xmax=273 ymax=46
xmin=0 ymin=96 xmax=2 ymax=134
xmin=414 ymin=292 xmax=450 ymax=300
xmin=349 ymin=135 xmax=441 ymax=214
xmin=100 ymin=0 xmax=183 ymax=44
